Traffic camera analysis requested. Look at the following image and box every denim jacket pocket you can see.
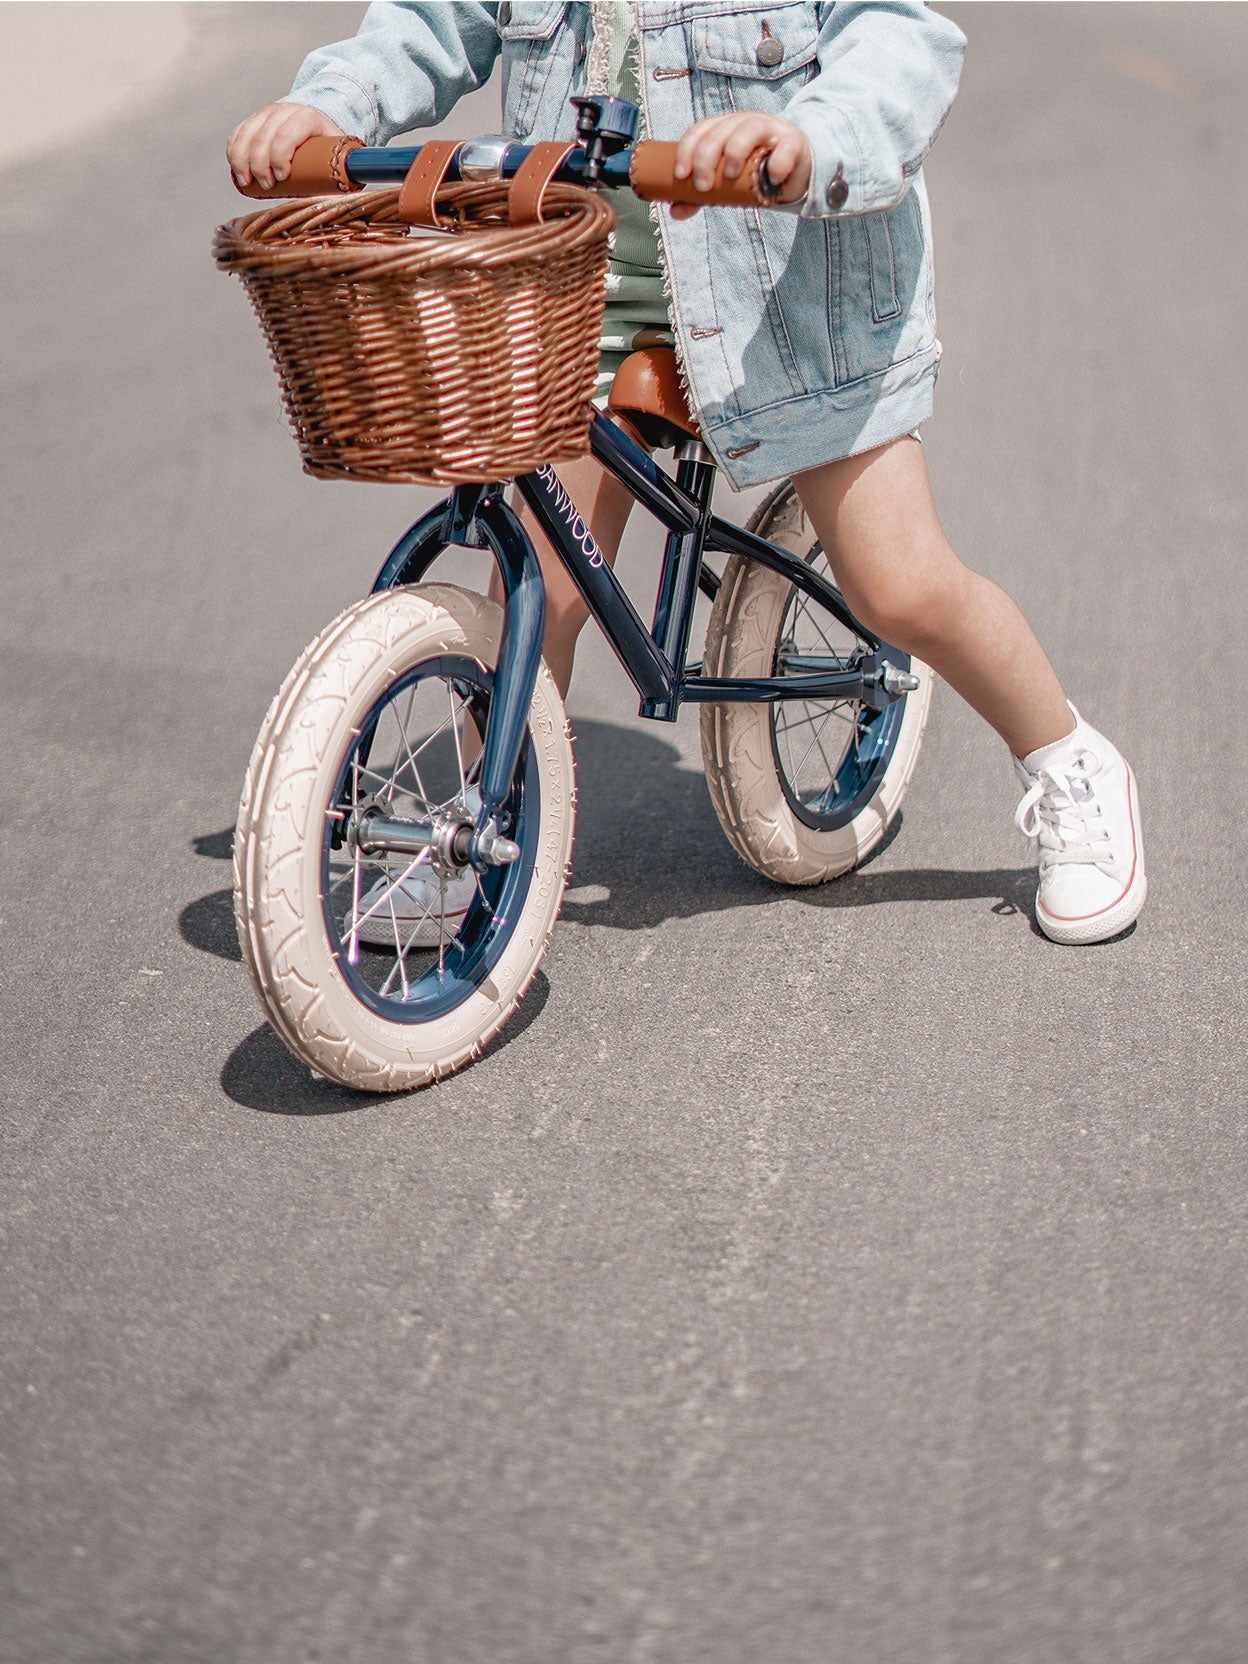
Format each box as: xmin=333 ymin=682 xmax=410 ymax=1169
xmin=691 ymin=1 xmax=819 ymax=116
xmin=864 ymin=212 xmax=901 ymax=324
xmin=828 ymin=186 xmax=934 ymax=388
xmin=497 ymin=2 xmax=567 ymax=39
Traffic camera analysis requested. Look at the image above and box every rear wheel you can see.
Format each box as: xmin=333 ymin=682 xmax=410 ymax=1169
xmin=233 ymin=585 xmax=575 ymax=1091
xmin=700 ymin=482 xmax=932 ymax=885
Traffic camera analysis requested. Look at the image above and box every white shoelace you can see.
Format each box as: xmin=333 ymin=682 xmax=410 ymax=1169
xmin=1014 ymin=756 xmax=1109 ymax=874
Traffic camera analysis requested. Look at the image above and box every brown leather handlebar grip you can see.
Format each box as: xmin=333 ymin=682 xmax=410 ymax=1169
xmin=628 ymin=140 xmax=780 ymax=208
xmin=234 ymin=134 xmax=365 ymax=200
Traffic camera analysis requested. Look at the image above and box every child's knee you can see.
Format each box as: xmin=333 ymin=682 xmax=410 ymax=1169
xmin=841 ymin=543 xmax=971 ymax=653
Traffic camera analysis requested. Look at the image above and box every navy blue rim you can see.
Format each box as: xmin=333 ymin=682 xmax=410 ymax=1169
xmin=319 ymin=656 xmax=539 ymax=1024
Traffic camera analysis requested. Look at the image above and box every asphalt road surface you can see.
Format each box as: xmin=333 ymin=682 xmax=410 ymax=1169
xmin=2 ymin=7 xmax=1246 ymax=1661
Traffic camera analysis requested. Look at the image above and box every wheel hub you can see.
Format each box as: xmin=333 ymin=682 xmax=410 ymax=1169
xmin=345 ymin=803 xmax=520 ymax=870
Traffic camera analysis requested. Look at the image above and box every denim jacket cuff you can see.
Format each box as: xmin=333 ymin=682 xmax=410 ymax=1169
xmin=282 ymin=71 xmax=381 ymax=144
xmin=783 ymin=104 xmax=866 ymax=218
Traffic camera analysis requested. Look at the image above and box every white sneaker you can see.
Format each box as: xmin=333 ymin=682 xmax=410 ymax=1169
xmin=1013 ymin=708 xmax=1146 ymax=945
xmin=352 ymin=790 xmax=480 ymax=949
xmin=352 ymin=863 xmax=478 ymax=949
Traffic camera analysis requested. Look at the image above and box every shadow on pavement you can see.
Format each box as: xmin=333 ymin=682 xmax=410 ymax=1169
xmin=560 ymin=857 xmax=1038 ymax=930
xmin=220 ymin=972 xmax=552 ymax=1114
xmin=181 ymin=888 xmax=238 ymax=961
xmin=192 ymin=827 xmax=234 ymax=860
xmin=184 ymin=718 xmax=1039 ymax=960
xmin=198 ymin=714 xmax=1046 ymax=1109
xmin=557 ymin=718 xmax=1037 ymax=930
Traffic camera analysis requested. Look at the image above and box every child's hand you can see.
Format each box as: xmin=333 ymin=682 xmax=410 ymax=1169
xmin=670 ymin=113 xmax=812 ymax=219
xmin=228 ymin=103 xmax=347 ymax=190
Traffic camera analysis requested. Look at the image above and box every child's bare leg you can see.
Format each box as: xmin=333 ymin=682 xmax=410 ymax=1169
xmin=792 ymin=436 xmax=1073 ymax=758
xmin=794 ymin=435 xmax=1146 ymax=944
xmin=466 ymin=451 xmax=637 ymax=765
xmin=487 ymin=452 xmax=637 ymax=701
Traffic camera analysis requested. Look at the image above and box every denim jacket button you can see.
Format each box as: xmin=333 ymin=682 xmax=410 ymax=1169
xmin=826 ymin=174 xmax=849 ymax=210
xmin=756 ymin=37 xmax=784 ymax=68
xmin=574 ymin=37 xmax=585 ymax=65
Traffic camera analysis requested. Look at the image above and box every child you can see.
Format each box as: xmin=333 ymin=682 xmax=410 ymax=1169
xmin=228 ymin=1 xmax=1146 ymax=947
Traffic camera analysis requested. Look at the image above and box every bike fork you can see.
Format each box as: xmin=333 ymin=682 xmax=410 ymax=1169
xmin=371 ymin=484 xmax=546 ymax=861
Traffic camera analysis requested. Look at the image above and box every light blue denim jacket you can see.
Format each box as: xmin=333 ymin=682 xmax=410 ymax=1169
xmin=288 ymin=1 xmax=966 ymax=487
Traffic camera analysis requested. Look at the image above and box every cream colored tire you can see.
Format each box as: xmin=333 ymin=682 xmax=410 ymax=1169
xmin=233 ymin=585 xmax=575 ymax=1092
xmin=700 ymin=483 xmax=932 ymax=886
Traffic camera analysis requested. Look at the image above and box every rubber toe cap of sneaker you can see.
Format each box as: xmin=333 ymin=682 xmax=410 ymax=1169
xmin=1037 ymin=863 xmax=1127 ymax=925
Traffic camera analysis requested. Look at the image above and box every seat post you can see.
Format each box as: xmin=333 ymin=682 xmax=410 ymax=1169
xmin=640 ymin=450 xmax=717 ymax=722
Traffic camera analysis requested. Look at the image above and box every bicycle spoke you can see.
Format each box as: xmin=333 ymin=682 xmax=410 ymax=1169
xmin=351 ymin=684 xmax=467 ymax=813
xmin=774 ymin=563 xmax=862 ymax=813
xmin=386 ymin=892 xmax=409 ymax=1000
xmin=790 ymin=593 xmax=844 ymax=661
xmin=471 ymin=869 xmax=492 ymax=916
xmin=774 ymin=698 xmax=847 ymax=749
xmin=802 ymin=699 xmax=841 ymax=787
xmin=786 ymin=698 xmax=855 ymax=746
xmin=774 ymin=701 xmax=835 ymax=741
xmin=775 ymin=557 xmax=868 ymax=810
xmin=389 ymin=700 xmax=462 ymax=776
xmin=807 ymin=714 xmax=852 ymax=811
xmin=335 ymin=673 xmax=481 ymax=995
xmin=355 ymin=759 xmax=409 ymax=796
xmin=787 ymin=700 xmax=842 ymax=787
xmin=394 ymin=684 xmax=434 ymax=812
xmin=816 ymin=774 xmax=841 ymax=812
xmin=379 ymin=882 xmax=443 ymax=999
xmin=351 ymin=848 xmax=432 ymax=934
xmin=368 ymin=704 xmax=409 ymax=808
xmin=320 ymin=647 xmax=543 ymax=1021
xmin=329 ymin=846 xmax=390 ymax=894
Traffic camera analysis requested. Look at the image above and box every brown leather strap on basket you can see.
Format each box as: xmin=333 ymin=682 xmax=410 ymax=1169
xmin=397 ymin=140 xmax=463 ymax=227
xmin=234 ymin=134 xmax=365 ymax=199
xmin=629 ymin=140 xmax=778 ymax=208
xmin=509 ymin=142 xmax=577 ymax=226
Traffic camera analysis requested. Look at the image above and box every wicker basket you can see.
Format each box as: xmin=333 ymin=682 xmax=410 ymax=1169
xmin=213 ymin=180 xmax=615 ymax=485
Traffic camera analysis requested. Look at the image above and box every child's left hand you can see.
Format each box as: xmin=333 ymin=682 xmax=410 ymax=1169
xmin=670 ymin=113 xmax=813 ymax=218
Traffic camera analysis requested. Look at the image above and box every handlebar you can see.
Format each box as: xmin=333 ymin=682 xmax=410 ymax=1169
xmin=234 ymin=133 xmax=782 ymax=211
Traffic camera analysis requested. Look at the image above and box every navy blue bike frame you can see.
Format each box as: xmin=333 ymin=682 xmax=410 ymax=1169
xmin=371 ymin=412 xmax=908 ymax=829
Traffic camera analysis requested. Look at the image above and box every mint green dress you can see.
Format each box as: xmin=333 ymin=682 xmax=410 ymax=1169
xmin=593 ymin=3 xmax=673 ymax=404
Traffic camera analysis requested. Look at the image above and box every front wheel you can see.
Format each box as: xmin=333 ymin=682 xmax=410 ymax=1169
xmin=233 ymin=585 xmax=575 ymax=1092
xmin=700 ymin=482 xmax=932 ymax=885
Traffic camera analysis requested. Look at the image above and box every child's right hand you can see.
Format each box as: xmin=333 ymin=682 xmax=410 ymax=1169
xmin=227 ymin=103 xmax=346 ymax=191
